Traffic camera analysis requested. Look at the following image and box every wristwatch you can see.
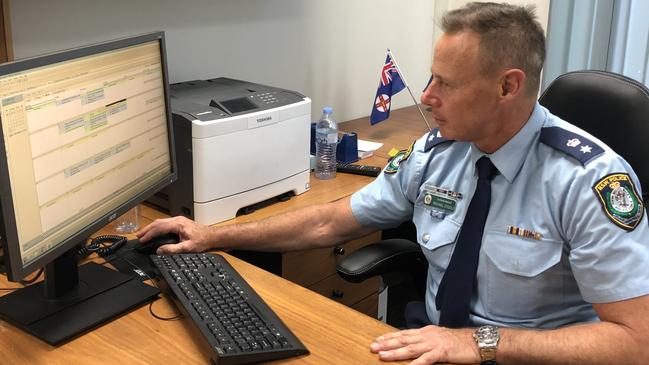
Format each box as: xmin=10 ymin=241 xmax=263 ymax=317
xmin=473 ymin=325 xmax=500 ymax=364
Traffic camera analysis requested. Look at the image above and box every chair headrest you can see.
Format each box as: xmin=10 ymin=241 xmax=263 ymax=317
xmin=539 ymin=70 xmax=649 ymax=202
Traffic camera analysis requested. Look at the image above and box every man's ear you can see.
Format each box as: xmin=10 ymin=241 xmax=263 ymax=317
xmin=500 ymin=69 xmax=526 ymax=98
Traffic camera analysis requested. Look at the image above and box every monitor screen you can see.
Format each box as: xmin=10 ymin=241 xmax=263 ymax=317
xmin=0 ymin=32 xmax=176 ymax=345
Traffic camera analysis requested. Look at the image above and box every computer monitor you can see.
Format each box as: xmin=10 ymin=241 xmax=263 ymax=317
xmin=0 ymin=32 xmax=177 ymax=344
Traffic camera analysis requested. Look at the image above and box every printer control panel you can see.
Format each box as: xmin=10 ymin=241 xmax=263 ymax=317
xmin=255 ymin=92 xmax=279 ymax=106
xmin=218 ymin=91 xmax=294 ymax=116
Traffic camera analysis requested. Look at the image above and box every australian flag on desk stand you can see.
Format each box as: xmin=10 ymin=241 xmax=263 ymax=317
xmin=370 ymin=52 xmax=406 ymax=125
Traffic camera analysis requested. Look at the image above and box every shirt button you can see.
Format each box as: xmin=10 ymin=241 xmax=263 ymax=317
xmin=422 ymin=233 xmax=430 ymax=243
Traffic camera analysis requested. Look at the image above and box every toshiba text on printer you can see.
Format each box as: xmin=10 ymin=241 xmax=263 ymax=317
xmin=151 ymin=78 xmax=311 ymax=224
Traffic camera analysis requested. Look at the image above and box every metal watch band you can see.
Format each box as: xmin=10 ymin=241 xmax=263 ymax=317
xmin=474 ymin=325 xmax=500 ymax=365
xmin=480 ymin=347 xmax=497 ymax=362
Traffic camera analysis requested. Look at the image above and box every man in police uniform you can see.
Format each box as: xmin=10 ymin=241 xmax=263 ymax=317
xmin=139 ymin=2 xmax=649 ymax=364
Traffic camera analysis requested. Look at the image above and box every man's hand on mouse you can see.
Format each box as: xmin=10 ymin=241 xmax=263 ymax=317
xmin=136 ymin=216 xmax=213 ymax=255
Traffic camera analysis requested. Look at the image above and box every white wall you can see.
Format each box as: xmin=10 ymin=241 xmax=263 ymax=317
xmin=10 ymin=0 xmax=435 ymax=123
xmin=9 ymin=0 xmax=549 ymax=123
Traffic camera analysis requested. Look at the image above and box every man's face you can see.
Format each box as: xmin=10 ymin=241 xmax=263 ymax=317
xmin=421 ymin=32 xmax=502 ymax=143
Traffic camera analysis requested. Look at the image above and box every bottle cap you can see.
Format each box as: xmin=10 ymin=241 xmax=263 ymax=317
xmin=323 ymin=106 xmax=333 ymax=114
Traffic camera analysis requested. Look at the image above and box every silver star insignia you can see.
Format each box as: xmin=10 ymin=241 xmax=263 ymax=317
xmin=580 ymin=145 xmax=593 ymax=153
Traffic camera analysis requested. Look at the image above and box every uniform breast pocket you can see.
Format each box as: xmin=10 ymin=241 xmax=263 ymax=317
xmin=481 ymin=231 xmax=565 ymax=320
xmin=413 ymin=207 xmax=461 ymax=275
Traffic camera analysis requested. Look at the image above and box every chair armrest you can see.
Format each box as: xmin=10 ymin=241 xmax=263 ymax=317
xmin=336 ymin=239 xmax=424 ymax=283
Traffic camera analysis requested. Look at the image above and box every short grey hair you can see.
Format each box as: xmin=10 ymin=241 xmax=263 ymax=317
xmin=442 ymin=2 xmax=546 ymax=96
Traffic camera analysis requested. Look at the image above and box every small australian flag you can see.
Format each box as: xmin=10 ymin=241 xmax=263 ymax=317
xmin=370 ymin=52 xmax=406 ymax=125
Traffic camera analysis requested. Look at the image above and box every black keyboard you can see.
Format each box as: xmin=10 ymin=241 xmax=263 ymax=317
xmin=151 ymin=253 xmax=308 ymax=365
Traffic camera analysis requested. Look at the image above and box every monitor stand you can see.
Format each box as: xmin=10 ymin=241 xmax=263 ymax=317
xmin=0 ymin=248 xmax=160 ymax=345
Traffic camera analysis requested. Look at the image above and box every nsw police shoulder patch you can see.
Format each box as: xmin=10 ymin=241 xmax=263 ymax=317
xmin=592 ymin=173 xmax=644 ymax=231
xmin=384 ymin=141 xmax=414 ymax=174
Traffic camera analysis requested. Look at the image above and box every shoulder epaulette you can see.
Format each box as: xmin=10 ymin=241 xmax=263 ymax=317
xmin=539 ymin=126 xmax=604 ymax=165
xmin=424 ymin=128 xmax=453 ymax=152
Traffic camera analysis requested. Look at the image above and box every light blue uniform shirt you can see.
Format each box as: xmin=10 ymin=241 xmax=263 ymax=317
xmin=351 ymin=103 xmax=649 ymax=328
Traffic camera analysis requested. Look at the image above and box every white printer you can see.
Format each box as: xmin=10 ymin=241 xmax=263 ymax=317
xmin=151 ymin=78 xmax=311 ymax=224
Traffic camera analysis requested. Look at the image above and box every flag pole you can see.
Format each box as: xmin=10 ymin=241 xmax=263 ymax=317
xmin=387 ymin=49 xmax=433 ymax=132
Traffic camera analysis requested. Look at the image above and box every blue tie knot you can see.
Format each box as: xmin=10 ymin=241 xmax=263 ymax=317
xmin=477 ymin=156 xmax=498 ymax=180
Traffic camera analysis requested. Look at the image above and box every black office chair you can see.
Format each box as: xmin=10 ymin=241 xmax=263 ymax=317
xmin=336 ymin=70 xmax=649 ymax=326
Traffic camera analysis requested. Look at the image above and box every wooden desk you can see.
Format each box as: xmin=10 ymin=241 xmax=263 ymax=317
xmin=0 ymin=216 xmax=407 ymax=364
xmin=0 ymin=106 xmax=426 ymax=364
xmin=0 ymin=255 xmax=401 ymax=364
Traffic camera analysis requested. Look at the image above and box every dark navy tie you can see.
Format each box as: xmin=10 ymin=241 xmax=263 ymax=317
xmin=435 ymin=156 xmax=498 ymax=328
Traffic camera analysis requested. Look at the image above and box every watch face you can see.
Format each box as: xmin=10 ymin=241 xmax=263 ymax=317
xmin=474 ymin=325 xmax=499 ymax=345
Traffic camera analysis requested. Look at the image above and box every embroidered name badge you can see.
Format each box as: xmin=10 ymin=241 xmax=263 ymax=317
xmin=422 ymin=185 xmax=462 ymax=214
xmin=593 ymin=173 xmax=644 ymax=231
xmin=384 ymin=141 xmax=414 ymax=174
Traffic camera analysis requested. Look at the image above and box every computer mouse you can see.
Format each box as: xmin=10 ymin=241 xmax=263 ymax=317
xmin=134 ymin=232 xmax=181 ymax=255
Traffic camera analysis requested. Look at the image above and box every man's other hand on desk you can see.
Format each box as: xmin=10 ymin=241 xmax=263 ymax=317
xmin=371 ymin=326 xmax=480 ymax=364
xmin=136 ymin=216 xmax=213 ymax=254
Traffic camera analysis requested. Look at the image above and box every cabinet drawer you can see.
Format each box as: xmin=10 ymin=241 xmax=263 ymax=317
xmin=309 ymin=274 xmax=379 ymax=308
xmin=282 ymin=231 xmax=381 ymax=287
xmin=352 ymin=292 xmax=379 ymax=319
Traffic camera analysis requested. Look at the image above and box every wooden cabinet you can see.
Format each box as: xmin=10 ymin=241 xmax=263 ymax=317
xmin=308 ymin=268 xmax=379 ymax=307
xmin=0 ymin=0 xmax=12 ymax=63
xmin=282 ymin=233 xmax=379 ymax=287
xmin=283 ymin=233 xmax=380 ymax=315
xmin=228 ymin=233 xmax=381 ymax=318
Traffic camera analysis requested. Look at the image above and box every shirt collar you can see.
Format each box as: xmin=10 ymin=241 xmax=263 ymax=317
xmin=470 ymin=103 xmax=545 ymax=183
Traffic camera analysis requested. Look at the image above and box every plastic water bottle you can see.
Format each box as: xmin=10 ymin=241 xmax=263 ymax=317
xmin=315 ymin=107 xmax=338 ymax=179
